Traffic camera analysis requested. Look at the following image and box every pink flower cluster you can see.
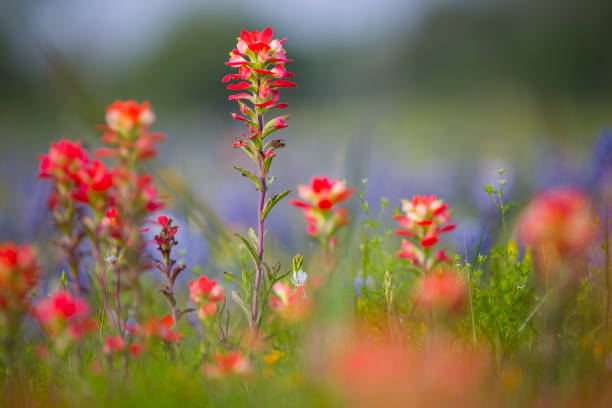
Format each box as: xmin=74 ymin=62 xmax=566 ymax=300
xmin=0 ymin=242 xmax=39 ymax=314
xmin=38 ymin=139 xmax=113 ymax=211
xmin=204 ymin=350 xmax=252 ymax=379
xmin=394 ymin=195 xmax=455 ymax=272
xmin=517 ymin=188 xmax=595 ymax=278
xmin=291 ymin=176 xmax=353 ymax=247
xmin=224 ymin=27 xmax=295 ymax=168
xmin=269 ymin=282 xmax=310 ymax=322
xmin=33 ymin=291 xmax=96 ymax=348
xmin=189 ymin=275 xmax=225 ymax=319
xmin=414 ymin=268 xmax=466 ymax=313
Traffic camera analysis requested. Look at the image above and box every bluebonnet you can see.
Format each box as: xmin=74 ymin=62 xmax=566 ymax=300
xmin=592 ymin=129 xmax=612 ymax=189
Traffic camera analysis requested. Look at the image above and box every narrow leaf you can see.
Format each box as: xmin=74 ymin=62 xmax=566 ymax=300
xmin=248 ymin=227 xmax=259 ymax=249
xmin=235 ymin=233 xmax=259 ymax=267
xmin=260 ymin=189 xmax=291 ymax=221
xmin=233 ymin=166 xmax=262 ymax=191
xmin=231 ymin=290 xmax=252 ymax=324
xmin=223 ymin=271 xmax=247 ymax=292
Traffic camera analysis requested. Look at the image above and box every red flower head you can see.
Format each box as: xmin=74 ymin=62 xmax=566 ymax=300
xmin=101 ymin=207 xmax=122 ymax=239
xmin=189 ymin=275 xmax=224 ymax=319
xmin=290 ymin=176 xmax=353 ymax=246
xmin=72 ymin=159 xmax=114 ymax=208
xmin=204 ymin=351 xmax=252 ymax=379
xmin=330 ymin=334 xmax=491 ymax=408
xmin=0 ymin=242 xmax=39 ymax=312
xmin=394 ymin=195 xmax=455 ymax=272
xmin=102 ymin=336 xmax=127 ymax=354
xmin=224 ymin=27 xmax=295 ymax=164
xmin=97 ymin=101 xmax=164 ymax=164
xmin=105 ymin=100 xmax=155 ymax=134
xmin=517 ymin=188 xmax=595 ymax=279
xmin=269 ymin=282 xmax=310 ymax=321
xmin=143 ymin=314 xmax=181 ymax=342
xmin=33 ymin=291 xmax=96 ymax=346
xmin=38 ymin=139 xmax=90 ymax=183
xmin=154 ymin=215 xmax=178 ymax=248
xmin=414 ymin=268 xmax=466 ymax=313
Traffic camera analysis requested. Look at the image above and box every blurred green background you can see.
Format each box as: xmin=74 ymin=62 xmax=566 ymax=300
xmin=0 ymin=0 xmax=611 ymax=254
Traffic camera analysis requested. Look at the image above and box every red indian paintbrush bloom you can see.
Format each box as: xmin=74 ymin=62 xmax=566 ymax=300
xmin=204 ymin=350 xmax=252 ymax=379
xmin=414 ymin=268 xmax=466 ymax=314
xmin=290 ymin=176 xmax=353 ymax=247
xmin=96 ymin=100 xmax=165 ymax=161
xmin=102 ymin=335 xmax=127 ymax=354
xmin=33 ymin=291 xmax=96 ymax=352
xmin=0 ymin=242 xmax=39 ymax=314
xmin=224 ymin=27 xmax=296 ymax=329
xmin=329 ymin=334 xmax=492 ymax=408
xmin=105 ymin=100 xmax=155 ymax=134
xmin=517 ymin=188 xmax=595 ymax=279
xmin=269 ymin=282 xmax=310 ymax=322
xmin=142 ymin=314 xmax=182 ymax=342
xmin=38 ymin=139 xmax=90 ymax=184
xmin=189 ymin=275 xmax=225 ymax=319
xmin=395 ymin=195 xmax=455 ymax=272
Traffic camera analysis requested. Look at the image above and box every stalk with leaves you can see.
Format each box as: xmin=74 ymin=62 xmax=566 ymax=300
xmin=223 ymin=27 xmax=296 ymax=329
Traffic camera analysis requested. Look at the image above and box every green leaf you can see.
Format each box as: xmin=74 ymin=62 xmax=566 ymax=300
xmin=60 ymin=270 xmax=68 ymax=291
xmin=233 ymin=166 xmax=262 ymax=191
xmin=260 ymin=190 xmax=291 ymax=221
xmin=223 ymin=271 xmax=247 ymax=292
xmin=231 ymin=290 xmax=252 ymax=324
xmin=248 ymin=227 xmax=259 ymax=249
xmin=235 ymin=233 xmax=259 ymax=267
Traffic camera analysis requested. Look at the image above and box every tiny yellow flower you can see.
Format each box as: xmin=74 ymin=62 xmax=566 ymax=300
xmin=264 ymin=350 xmax=286 ymax=366
xmin=507 ymin=240 xmax=518 ymax=262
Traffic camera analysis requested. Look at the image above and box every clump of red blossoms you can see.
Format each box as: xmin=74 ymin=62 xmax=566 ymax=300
xmin=102 ymin=335 xmax=127 ymax=354
xmin=204 ymin=350 xmax=252 ymax=379
xmin=96 ymin=100 xmax=164 ymax=288
xmin=269 ymin=282 xmax=310 ymax=322
xmin=33 ymin=291 xmax=96 ymax=352
xmin=189 ymin=275 xmax=225 ymax=319
xmin=143 ymin=314 xmax=182 ymax=343
xmin=394 ymin=195 xmax=455 ymax=272
xmin=329 ymin=335 xmax=492 ymax=408
xmin=38 ymin=140 xmax=106 ymax=291
xmin=104 ymin=100 xmax=155 ymax=134
xmin=517 ymin=188 xmax=595 ymax=279
xmin=290 ymin=176 xmax=353 ymax=248
xmin=97 ymin=100 xmax=164 ymax=162
xmin=414 ymin=268 xmax=466 ymax=314
xmin=0 ymin=242 xmax=39 ymax=322
xmin=224 ymin=27 xmax=295 ymax=329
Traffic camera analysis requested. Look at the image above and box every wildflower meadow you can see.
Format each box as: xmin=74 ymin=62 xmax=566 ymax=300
xmin=2 ymin=16 xmax=612 ymax=408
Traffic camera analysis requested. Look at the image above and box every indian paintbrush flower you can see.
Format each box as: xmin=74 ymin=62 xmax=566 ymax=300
xmin=414 ymin=267 xmax=466 ymax=314
xmin=395 ymin=195 xmax=455 ymax=273
xmin=0 ymin=242 xmax=39 ymax=327
xmin=224 ymin=27 xmax=295 ymax=329
xmin=204 ymin=350 xmax=252 ymax=379
xmin=33 ymin=291 xmax=96 ymax=353
xmin=290 ymin=176 xmax=353 ymax=248
xmin=153 ymin=215 xmax=187 ymax=334
xmin=189 ymin=275 xmax=225 ymax=319
xmin=517 ymin=188 xmax=595 ymax=280
xmin=269 ymin=282 xmax=310 ymax=322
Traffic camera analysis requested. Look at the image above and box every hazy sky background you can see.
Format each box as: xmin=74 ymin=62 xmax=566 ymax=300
xmin=3 ymin=0 xmax=447 ymax=68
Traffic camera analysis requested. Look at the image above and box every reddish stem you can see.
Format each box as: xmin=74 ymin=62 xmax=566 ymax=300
xmin=250 ymin=110 xmax=267 ymax=329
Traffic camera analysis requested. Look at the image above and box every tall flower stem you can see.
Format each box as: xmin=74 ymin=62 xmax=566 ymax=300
xmin=251 ymin=114 xmax=267 ymax=329
xmin=224 ymin=27 xmax=295 ymax=329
